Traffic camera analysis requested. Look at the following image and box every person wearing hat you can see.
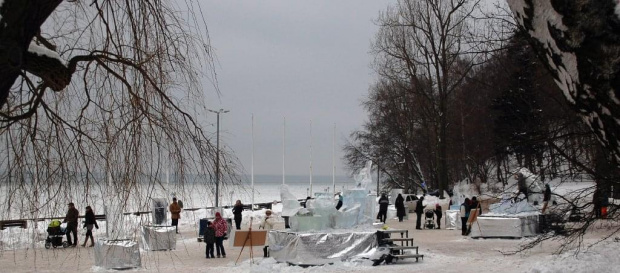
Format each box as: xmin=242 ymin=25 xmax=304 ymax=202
xmin=259 ymin=210 xmax=275 ymax=257
xmin=63 ymin=202 xmax=79 ymax=247
xmin=204 ymin=221 xmax=216 ymax=258
xmin=213 ymin=212 xmax=228 ymax=258
xmin=169 ymin=197 xmax=181 ymax=234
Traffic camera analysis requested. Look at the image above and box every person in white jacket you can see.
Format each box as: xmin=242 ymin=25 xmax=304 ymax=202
xmin=260 ymin=210 xmax=275 ymax=257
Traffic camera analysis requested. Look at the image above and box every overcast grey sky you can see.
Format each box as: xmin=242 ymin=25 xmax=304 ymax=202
xmin=202 ymin=1 xmax=394 ymax=177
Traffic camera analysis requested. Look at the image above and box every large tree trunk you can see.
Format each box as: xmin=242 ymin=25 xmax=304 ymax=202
xmin=0 ymin=0 xmax=64 ymax=108
xmin=507 ymin=0 xmax=620 ymax=165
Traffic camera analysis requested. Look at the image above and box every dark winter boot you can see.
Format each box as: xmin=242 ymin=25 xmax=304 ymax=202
xmin=263 ymin=246 xmax=269 ymax=257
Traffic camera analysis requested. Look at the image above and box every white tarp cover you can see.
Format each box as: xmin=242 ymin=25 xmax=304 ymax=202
xmin=94 ymin=239 xmax=141 ymax=269
xmin=269 ymin=230 xmax=377 ymax=265
xmin=141 ymin=226 xmax=176 ymax=250
xmin=445 ymin=210 xmax=460 ymax=230
xmin=469 ymin=215 xmax=539 ymax=238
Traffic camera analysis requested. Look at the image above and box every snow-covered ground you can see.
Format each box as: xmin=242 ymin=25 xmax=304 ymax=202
xmin=1 ymin=172 xmax=616 ymax=272
xmin=1 ymin=213 xmax=619 ymax=273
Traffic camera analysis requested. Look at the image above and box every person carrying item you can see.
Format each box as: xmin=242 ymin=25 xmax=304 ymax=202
xmin=415 ymin=196 xmax=426 ymax=229
xmin=434 ymin=204 xmax=443 ymax=229
xmin=213 ymin=212 xmax=228 ymax=258
xmin=259 ymin=210 xmax=276 ymax=257
xmin=204 ymin=221 xmax=216 ymax=259
xmin=395 ymin=194 xmax=406 ymax=222
xmin=377 ymin=194 xmax=389 ymax=223
xmin=63 ymin=202 xmax=79 ymax=247
xmin=232 ymin=200 xmax=243 ymax=230
xmin=169 ymin=197 xmax=181 ymax=233
xmin=82 ymin=206 xmax=99 ymax=247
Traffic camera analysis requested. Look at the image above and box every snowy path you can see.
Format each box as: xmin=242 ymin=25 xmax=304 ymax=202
xmin=1 ymin=216 xmax=618 ymax=273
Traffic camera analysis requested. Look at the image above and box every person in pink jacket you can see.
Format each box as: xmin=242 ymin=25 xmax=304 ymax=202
xmin=213 ymin=212 xmax=228 ymax=258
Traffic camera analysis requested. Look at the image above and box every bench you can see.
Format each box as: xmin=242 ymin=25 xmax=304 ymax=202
xmin=377 ymin=229 xmax=409 ymax=238
xmin=393 ymin=253 xmax=424 ymax=262
xmin=381 ymin=237 xmax=414 ymax=246
xmin=387 ymin=246 xmax=423 ymax=262
xmin=0 ymin=220 xmax=28 ymax=230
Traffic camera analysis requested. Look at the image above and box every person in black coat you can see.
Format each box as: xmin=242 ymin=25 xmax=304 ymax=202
xmin=335 ymin=194 xmax=343 ymax=210
xmin=82 ymin=206 xmax=98 ymax=247
xmin=460 ymin=198 xmax=471 ymax=235
xmin=204 ymin=221 xmax=216 ymax=258
xmin=395 ymin=194 xmax=406 ymax=222
xmin=232 ymin=200 xmax=243 ymax=230
xmin=434 ymin=204 xmax=442 ymax=229
xmin=377 ymin=194 xmax=389 ymax=223
xmin=415 ymin=196 xmax=426 ymax=229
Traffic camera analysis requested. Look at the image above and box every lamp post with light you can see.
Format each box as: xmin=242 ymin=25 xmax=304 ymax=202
xmin=208 ymin=108 xmax=229 ymax=208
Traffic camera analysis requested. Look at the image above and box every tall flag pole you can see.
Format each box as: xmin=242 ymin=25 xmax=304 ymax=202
xmin=251 ymin=114 xmax=255 ymax=211
xmin=332 ymin=123 xmax=336 ymax=195
xmin=309 ymin=120 xmax=313 ymax=197
xmin=283 ymin=117 xmax=286 ymax=185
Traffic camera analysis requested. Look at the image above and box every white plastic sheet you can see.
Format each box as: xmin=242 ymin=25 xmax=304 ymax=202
xmin=445 ymin=210 xmax=460 ymax=230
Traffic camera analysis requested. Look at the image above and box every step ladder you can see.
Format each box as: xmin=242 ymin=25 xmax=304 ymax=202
xmin=377 ymin=229 xmax=424 ymax=262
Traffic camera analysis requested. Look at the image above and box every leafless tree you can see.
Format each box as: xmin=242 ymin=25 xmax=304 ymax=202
xmin=0 ymin=0 xmax=242 ymax=227
xmin=368 ymin=0 xmax=505 ymax=197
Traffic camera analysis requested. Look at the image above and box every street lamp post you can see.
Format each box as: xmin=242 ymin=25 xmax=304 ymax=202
xmin=208 ymin=108 xmax=229 ymax=208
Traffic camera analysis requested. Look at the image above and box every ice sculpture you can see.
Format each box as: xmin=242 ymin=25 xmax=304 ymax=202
xmin=289 ymin=161 xmax=377 ymax=232
xmin=280 ymin=184 xmax=302 ymax=217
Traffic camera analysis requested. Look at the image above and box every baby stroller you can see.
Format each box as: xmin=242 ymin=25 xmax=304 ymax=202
xmin=45 ymin=219 xmax=69 ymax=249
xmin=424 ymin=209 xmax=435 ymax=229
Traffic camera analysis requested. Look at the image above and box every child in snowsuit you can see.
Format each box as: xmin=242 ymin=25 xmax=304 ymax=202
xmin=204 ymin=221 xmax=216 ymax=258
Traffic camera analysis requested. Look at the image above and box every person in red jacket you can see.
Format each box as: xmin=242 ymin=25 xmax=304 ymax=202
xmin=213 ymin=212 xmax=228 ymax=258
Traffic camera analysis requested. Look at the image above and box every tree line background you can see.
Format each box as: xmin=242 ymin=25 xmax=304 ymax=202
xmin=343 ymin=0 xmax=619 ymax=200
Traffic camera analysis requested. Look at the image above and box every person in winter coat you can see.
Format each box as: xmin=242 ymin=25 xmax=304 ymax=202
xmin=259 ymin=210 xmax=276 ymax=257
xmin=542 ymin=184 xmax=552 ymax=214
xmin=213 ymin=212 xmax=228 ymax=258
xmin=434 ymin=204 xmax=443 ymax=229
xmin=82 ymin=206 xmax=99 ymax=247
xmin=377 ymin=194 xmax=389 ymax=223
xmin=232 ymin=200 xmax=243 ymax=230
xmin=395 ymin=194 xmax=406 ymax=222
xmin=204 ymin=221 xmax=216 ymax=258
xmin=415 ymin=196 xmax=426 ymax=229
xmin=63 ymin=202 xmax=79 ymax=247
xmin=471 ymin=196 xmax=481 ymax=215
xmin=335 ymin=194 xmax=343 ymax=211
xmin=516 ymin=173 xmax=529 ymax=201
xmin=169 ymin=197 xmax=182 ymax=233
xmin=460 ymin=198 xmax=471 ymax=235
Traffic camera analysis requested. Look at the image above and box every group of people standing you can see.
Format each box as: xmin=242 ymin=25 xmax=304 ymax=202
xmin=459 ymin=196 xmax=482 ymax=235
xmin=63 ymin=202 xmax=99 ymax=247
xmin=378 ymin=193 xmax=443 ymax=230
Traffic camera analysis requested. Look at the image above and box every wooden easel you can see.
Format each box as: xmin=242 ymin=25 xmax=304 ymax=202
xmin=466 ymin=202 xmax=482 ymax=236
xmin=235 ymin=217 xmax=254 ymax=265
